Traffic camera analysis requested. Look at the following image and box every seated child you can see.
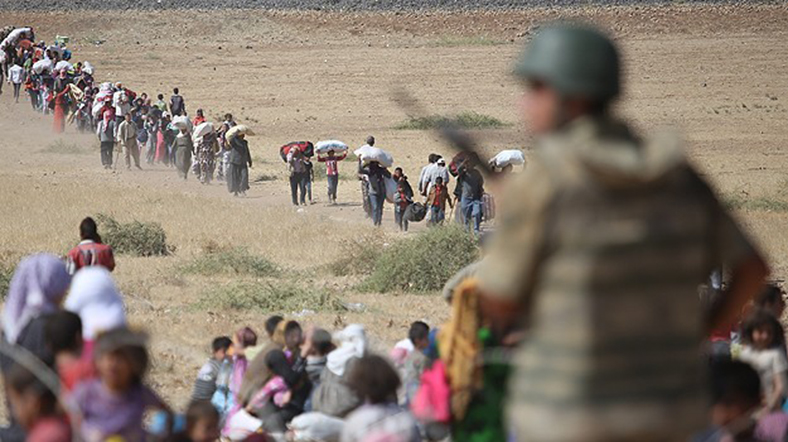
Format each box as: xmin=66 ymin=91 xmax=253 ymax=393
xmin=306 ymin=328 xmax=335 ymax=387
xmin=737 ymin=310 xmax=788 ymax=413
xmin=246 ymin=321 xmax=305 ymax=411
xmin=695 ymin=360 xmax=788 ymax=442
xmin=44 ymin=310 xmax=96 ymax=392
xmin=185 ymin=400 xmax=221 ymax=442
xmin=341 ymin=354 xmax=421 ymax=442
xmin=7 ymin=364 xmax=72 ymax=442
xmin=391 ymin=321 xmax=429 ymax=368
xmin=192 ymin=336 xmax=232 ymax=402
xmin=402 ymin=322 xmax=430 ymax=406
xmin=70 ymin=328 xmax=173 ymax=442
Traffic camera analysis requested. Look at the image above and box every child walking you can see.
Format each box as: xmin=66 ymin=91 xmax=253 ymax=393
xmin=71 ymin=328 xmax=173 ymax=442
xmin=394 ymin=175 xmax=413 ymax=232
xmin=736 ymin=310 xmax=788 ymax=413
xmin=426 ymin=176 xmax=453 ymax=226
xmin=319 ymin=150 xmax=348 ymax=204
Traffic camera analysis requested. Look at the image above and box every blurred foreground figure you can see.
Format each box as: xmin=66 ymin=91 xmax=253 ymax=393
xmin=478 ymin=23 xmax=769 ymax=441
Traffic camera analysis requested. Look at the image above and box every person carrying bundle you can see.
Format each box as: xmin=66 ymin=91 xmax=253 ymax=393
xmin=318 ymin=149 xmax=347 ymax=204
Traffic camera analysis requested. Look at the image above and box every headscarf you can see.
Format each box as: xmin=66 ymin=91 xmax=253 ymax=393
xmin=326 ymin=324 xmax=366 ymax=376
xmin=64 ymin=266 xmax=126 ymax=340
xmin=238 ymin=320 xmax=287 ymax=407
xmin=2 ymin=254 xmax=70 ymax=344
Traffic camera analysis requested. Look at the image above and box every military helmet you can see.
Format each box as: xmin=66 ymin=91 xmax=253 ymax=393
xmin=515 ymin=23 xmax=620 ymax=102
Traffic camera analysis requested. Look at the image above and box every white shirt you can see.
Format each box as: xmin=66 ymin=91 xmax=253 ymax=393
xmin=113 ymin=90 xmax=131 ymax=117
xmin=8 ymin=65 xmax=24 ymax=84
xmin=423 ymin=164 xmax=450 ymax=194
xmin=738 ymin=346 xmax=788 ymax=398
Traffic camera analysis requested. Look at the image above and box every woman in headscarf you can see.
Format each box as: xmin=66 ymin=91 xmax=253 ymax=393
xmin=155 ymin=113 xmax=170 ymax=165
xmin=52 ymin=70 xmax=70 ymax=133
xmin=174 ymin=126 xmax=194 ymax=180
xmin=0 ymin=254 xmax=71 ymax=442
xmin=1 ymin=253 xmax=71 ymax=367
xmin=196 ymin=124 xmax=220 ymax=184
xmin=64 ymin=266 xmax=126 ymax=360
xmin=96 ymin=109 xmax=116 ymax=169
xmin=311 ymin=324 xmax=366 ymax=418
xmin=226 ymin=130 xmax=252 ymax=197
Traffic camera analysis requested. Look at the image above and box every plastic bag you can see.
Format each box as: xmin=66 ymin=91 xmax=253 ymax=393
xmin=490 ymin=149 xmax=525 ymax=168
xmin=288 ymin=412 xmax=344 ymax=442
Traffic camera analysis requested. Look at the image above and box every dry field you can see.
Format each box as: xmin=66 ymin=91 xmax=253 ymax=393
xmin=0 ymin=4 xmax=787 ymax=408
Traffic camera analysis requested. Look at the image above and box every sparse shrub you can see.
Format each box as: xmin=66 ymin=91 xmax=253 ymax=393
xmin=0 ymin=261 xmax=15 ymax=300
xmin=95 ymin=213 xmax=171 ymax=257
xmin=329 ymin=232 xmax=386 ymax=276
xmin=198 ymin=280 xmax=338 ymax=312
xmin=394 ymin=111 xmax=508 ymax=130
xmin=361 ymin=225 xmax=479 ymax=293
xmin=725 ymin=195 xmax=788 ymax=212
xmin=184 ymin=246 xmax=278 ymax=278
xmin=253 ymin=173 xmax=278 ymax=183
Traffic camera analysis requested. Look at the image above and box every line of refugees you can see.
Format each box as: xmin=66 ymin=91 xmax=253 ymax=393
xmin=356 ymin=147 xmax=488 ymax=233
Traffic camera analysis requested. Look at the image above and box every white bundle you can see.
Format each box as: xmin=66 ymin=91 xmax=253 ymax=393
xmin=172 ymin=115 xmax=192 ymax=132
xmin=91 ymin=101 xmax=105 ymax=119
xmin=315 ymin=140 xmax=348 ymax=155
xmin=226 ymin=124 xmax=255 ymax=140
xmin=54 ymin=60 xmax=73 ymax=73
xmin=288 ymin=412 xmax=344 ymax=442
xmin=192 ymin=122 xmax=214 ymax=144
xmin=490 ymin=149 xmax=525 ymax=168
xmin=82 ymin=61 xmax=94 ymax=75
xmin=358 ymin=146 xmax=394 ymax=168
xmin=99 ymin=82 xmax=113 ymax=93
xmin=0 ymin=27 xmax=31 ymax=49
xmin=32 ymin=58 xmax=52 ymax=74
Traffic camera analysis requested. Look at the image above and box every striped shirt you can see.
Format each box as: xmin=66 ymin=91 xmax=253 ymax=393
xmin=191 ymin=359 xmax=221 ymax=402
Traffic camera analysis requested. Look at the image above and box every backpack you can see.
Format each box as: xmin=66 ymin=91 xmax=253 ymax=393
xmin=405 ymin=203 xmax=427 ymax=222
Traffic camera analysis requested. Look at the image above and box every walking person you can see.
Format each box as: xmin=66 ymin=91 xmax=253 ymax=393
xmin=226 ymin=131 xmax=252 ymax=196
xmin=117 ymin=113 xmax=141 ymax=170
xmin=8 ymin=63 xmax=24 ymax=103
xmin=24 ymin=75 xmax=39 ymax=110
xmin=174 ymin=126 xmax=194 ymax=180
xmin=170 ymin=87 xmax=186 ymax=116
xmin=287 ymin=148 xmax=308 ymax=206
xmin=318 ymin=150 xmax=347 ymax=204
xmin=458 ymin=164 xmax=484 ymax=234
xmin=52 ymin=71 xmax=70 ymax=134
xmin=418 ymin=154 xmax=440 ymax=198
xmin=359 ymin=161 xmax=391 ymax=227
xmin=217 ymin=114 xmax=236 ymax=182
xmin=426 ymin=176 xmax=453 ymax=226
xmin=304 ymin=157 xmax=314 ymax=204
xmin=476 ymin=23 xmax=769 ymax=442
xmin=197 ymin=127 xmax=220 ymax=184
xmin=394 ymin=174 xmax=413 ymax=232
xmin=144 ymin=114 xmax=157 ymax=165
xmin=96 ymin=111 xmax=116 ymax=169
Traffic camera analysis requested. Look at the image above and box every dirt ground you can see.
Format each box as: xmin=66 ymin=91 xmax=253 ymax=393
xmin=1 ymin=4 xmax=788 ymax=409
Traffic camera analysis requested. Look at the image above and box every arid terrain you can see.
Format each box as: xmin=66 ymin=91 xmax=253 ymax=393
xmin=1 ymin=4 xmax=787 ymax=408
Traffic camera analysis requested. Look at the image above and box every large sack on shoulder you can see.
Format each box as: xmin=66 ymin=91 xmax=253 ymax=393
xmin=192 ymin=122 xmax=214 ymax=143
xmin=288 ymin=412 xmax=344 ymax=442
xmin=358 ymin=146 xmax=394 ymax=168
xmin=490 ymin=149 xmax=525 ymax=168
xmin=172 ymin=115 xmax=192 ymax=132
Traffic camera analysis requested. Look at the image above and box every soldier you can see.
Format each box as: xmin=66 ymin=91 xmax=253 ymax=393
xmin=477 ymin=23 xmax=768 ymax=441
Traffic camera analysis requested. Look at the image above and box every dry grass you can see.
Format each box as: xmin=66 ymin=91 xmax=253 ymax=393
xmin=0 ymin=6 xmax=786 ymax=409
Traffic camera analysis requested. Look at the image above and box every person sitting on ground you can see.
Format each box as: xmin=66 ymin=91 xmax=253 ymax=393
xmin=176 ymin=400 xmax=221 ymax=442
xmin=6 ymin=365 xmax=72 ymax=442
xmin=71 ymin=328 xmax=173 ymax=442
xmin=306 ymin=328 xmax=334 ymax=391
xmin=695 ymin=360 xmax=788 ymax=442
xmin=427 ymin=176 xmax=453 ymax=226
xmin=755 ymin=284 xmax=786 ymax=320
xmin=192 ymin=336 xmax=233 ymax=402
xmin=64 ymin=266 xmax=127 ymax=360
xmin=170 ymin=87 xmax=186 ymax=116
xmin=66 ymin=217 xmax=115 ymax=275
xmin=341 ymin=354 xmax=421 ymax=442
xmin=312 ymin=324 xmax=367 ymax=418
xmin=44 ymin=310 xmax=95 ymax=393
xmin=736 ymin=310 xmax=788 ymax=413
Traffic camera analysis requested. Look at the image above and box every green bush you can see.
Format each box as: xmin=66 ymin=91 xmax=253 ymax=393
xmin=329 ymin=233 xmax=385 ymax=276
xmin=394 ymin=111 xmax=509 ymax=130
xmin=361 ymin=225 xmax=479 ymax=293
xmin=198 ymin=280 xmax=339 ymax=312
xmin=0 ymin=261 xmax=15 ymax=300
xmin=95 ymin=213 xmax=171 ymax=257
xmin=184 ymin=247 xmax=278 ymax=278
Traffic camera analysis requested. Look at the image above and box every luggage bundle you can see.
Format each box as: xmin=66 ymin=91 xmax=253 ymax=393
xmin=489 ymin=149 xmax=525 ymax=168
xmin=355 ymin=145 xmax=394 ymax=168
xmin=315 ymin=140 xmax=349 ymax=157
xmin=280 ymin=141 xmax=314 ymax=162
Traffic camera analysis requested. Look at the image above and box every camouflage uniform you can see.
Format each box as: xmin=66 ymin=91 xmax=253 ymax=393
xmin=479 ymin=115 xmax=759 ymax=441
xmin=478 ymin=24 xmax=761 ymax=441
